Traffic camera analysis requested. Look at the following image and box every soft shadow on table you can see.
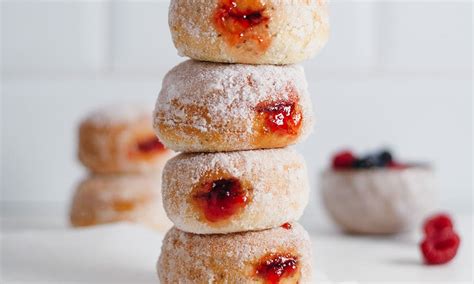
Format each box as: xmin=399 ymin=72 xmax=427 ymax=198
xmin=3 ymin=253 xmax=156 ymax=283
xmin=1 ymin=224 xmax=162 ymax=284
xmin=306 ymin=219 xmax=420 ymax=246
xmin=386 ymin=257 xmax=423 ymax=267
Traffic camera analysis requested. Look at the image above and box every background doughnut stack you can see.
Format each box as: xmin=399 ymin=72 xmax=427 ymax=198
xmin=155 ymin=0 xmax=329 ymax=282
xmin=69 ymin=105 xmax=173 ymax=231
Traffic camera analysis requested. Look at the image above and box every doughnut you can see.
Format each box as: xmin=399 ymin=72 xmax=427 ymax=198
xmin=78 ymin=104 xmax=174 ymax=174
xmin=162 ymin=148 xmax=309 ymax=234
xmin=169 ymin=0 xmax=329 ymax=64
xmin=154 ymin=60 xmax=313 ymax=152
xmin=158 ymin=222 xmax=312 ymax=283
xmin=320 ymin=167 xmax=437 ymax=234
xmin=69 ymin=174 xmax=172 ymax=231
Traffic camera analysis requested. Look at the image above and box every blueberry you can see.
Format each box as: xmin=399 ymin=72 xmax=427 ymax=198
xmin=353 ymin=155 xmax=378 ymax=169
xmin=377 ymin=150 xmax=393 ymax=166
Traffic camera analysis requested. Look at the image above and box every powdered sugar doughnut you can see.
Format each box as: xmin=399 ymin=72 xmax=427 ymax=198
xmin=162 ymin=148 xmax=309 ymax=234
xmin=70 ymin=174 xmax=172 ymax=231
xmin=154 ymin=60 xmax=313 ymax=152
xmin=321 ymin=167 xmax=437 ymax=234
xmin=79 ymin=104 xmax=173 ymax=174
xmin=158 ymin=222 xmax=312 ymax=283
xmin=169 ymin=0 xmax=329 ymax=64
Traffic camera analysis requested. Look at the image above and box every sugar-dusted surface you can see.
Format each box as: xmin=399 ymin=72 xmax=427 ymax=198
xmin=162 ymin=148 xmax=310 ymax=234
xmin=320 ymin=167 xmax=438 ymax=234
xmin=169 ymin=0 xmax=329 ymax=64
xmin=79 ymin=104 xmax=174 ymax=174
xmin=154 ymin=60 xmax=314 ymax=152
xmin=70 ymin=174 xmax=172 ymax=231
xmin=82 ymin=104 xmax=152 ymax=127
xmin=157 ymin=222 xmax=312 ymax=283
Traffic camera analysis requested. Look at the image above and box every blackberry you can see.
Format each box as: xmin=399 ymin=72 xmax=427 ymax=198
xmin=353 ymin=155 xmax=378 ymax=169
xmin=377 ymin=150 xmax=393 ymax=166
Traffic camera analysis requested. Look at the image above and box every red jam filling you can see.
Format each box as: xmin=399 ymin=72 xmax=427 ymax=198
xmin=281 ymin=222 xmax=292 ymax=230
xmin=255 ymin=254 xmax=299 ymax=284
xmin=194 ymin=178 xmax=248 ymax=222
xmin=256 ymin=100 xmax=302 ymax=136
xmin=137 ymin=136 xmax=165 ymax=154
xmin=213 ymin=0 xmax=270 ymax=51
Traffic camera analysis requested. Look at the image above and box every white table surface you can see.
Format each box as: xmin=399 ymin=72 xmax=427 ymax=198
xmin=1 ymin=202 xmax=472 ymax=283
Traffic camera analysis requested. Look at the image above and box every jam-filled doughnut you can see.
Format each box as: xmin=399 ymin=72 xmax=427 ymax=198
xmin=169 ymin=0 xmax=329 ymax=64
xmin=79 ymin=105 xmax=173 ymax=174
xmin=162 ymin=148 xmax=309 ymax=234
xmin=70 ymin=174 xmax=172 ymax=231
xmin=158 ymin=222 xmax=312 ymax=283
xmin=154 ymin=60 xmax=313 ymax=152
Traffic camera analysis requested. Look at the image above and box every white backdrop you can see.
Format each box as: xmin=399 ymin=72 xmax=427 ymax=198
xmin=1 ymin=1 xmax=472 ymax=215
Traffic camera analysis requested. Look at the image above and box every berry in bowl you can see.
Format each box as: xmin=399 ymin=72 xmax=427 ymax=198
xmin=320 ymin=149 xmax=437 ymax=234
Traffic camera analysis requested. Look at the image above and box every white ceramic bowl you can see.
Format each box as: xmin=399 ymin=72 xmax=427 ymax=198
xmin=320 ymin=166 xmax=437 ymax=234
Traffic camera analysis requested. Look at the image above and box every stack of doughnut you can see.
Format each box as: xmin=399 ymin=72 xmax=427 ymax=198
xmin=156 ymin=0 xmax=329 ymax=282
xmin=69 ymin=105 xmax=174 ymax=231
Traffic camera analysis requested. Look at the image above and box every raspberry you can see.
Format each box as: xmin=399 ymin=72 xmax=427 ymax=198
xmin=423 ymin=213 xmax=454 ymax=236
xmin=332 ymin=150 xmax=356 ymax=169
xmin=420 ymin=228 xmax=460 ymax=265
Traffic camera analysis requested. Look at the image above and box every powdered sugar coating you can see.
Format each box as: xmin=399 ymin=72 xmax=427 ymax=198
xmin=154 ymin=60 xmax=313 ymax=152
xmin=169 ymin=0 xmax=329 ymax=64
xmin=79 ymin=104 xmax=174 ymax=174
xmin=158 ymin=223 xmax=312 ymax=283
xmin=162 ymin=148 xmax=309 ymax=234
xmin=83 ymin=104 xmax=152 ymax=127
xmin=321 ymin=167 xmax=437 ymax=234
xmin=70 ymin=174 xmax=172 ymax=231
